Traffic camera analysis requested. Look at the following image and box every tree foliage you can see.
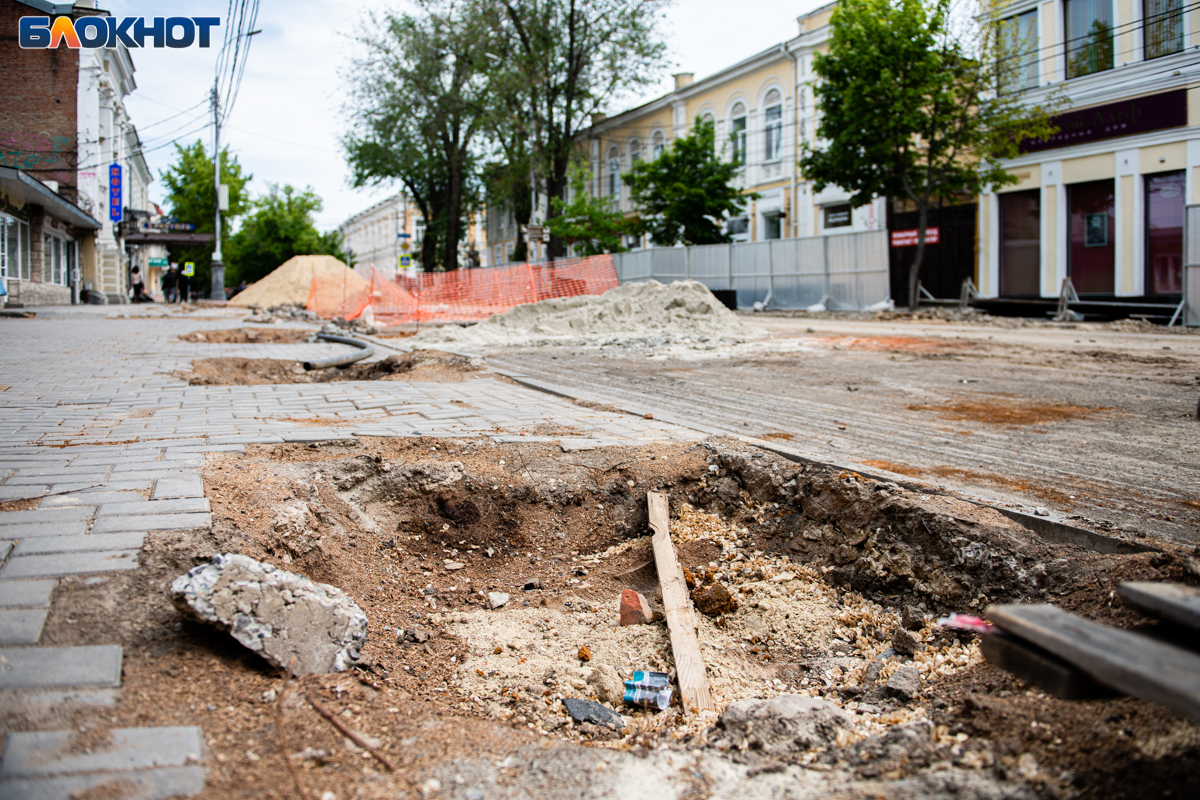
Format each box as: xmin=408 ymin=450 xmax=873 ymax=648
xmin=226 ymin=184 xmax=346 ymax=285
xmin=545 ymin=162 xmax=634 ymax=255
xmin=798 ymin=0 xmax=1058 ymax=308
xmin=624 ymin=119 xmax=756 ymax=246
xmin=158 ymin=140 xmax=250 ymax=291
xmin=344 ymin=2 xmax=493 ymax=270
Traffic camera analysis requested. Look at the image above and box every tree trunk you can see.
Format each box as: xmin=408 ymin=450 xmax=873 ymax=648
xmin=907 ymin=201 xmax=930 ymax=312
xmin=544 ymin=168 xmax=568 ymax=261
xmin=445 ymin=159 xmax=462 ymax=271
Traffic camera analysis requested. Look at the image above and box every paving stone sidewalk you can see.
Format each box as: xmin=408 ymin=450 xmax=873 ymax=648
xmin=0 ymin=305 xmax=699 ymax=798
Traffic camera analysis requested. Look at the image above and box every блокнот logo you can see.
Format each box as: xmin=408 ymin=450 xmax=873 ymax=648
xmin=19 ymin=16 xmax=220 ymax=49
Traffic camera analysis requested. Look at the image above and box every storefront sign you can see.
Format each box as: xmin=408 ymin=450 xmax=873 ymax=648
xmin=1020 ymin=89 xmax=1187 ymax=153
xmin=142 ymin=220 xmax=195 ymax=232
xmin=108 ymin=164 xmax=121 ymax=223
xmin=148 ymin=257 xmax=169 ymax=267
xmin=891 ymin=227 xmax=940 ymax=247
xmin=824 ymin=204 xmax=852 ymax=228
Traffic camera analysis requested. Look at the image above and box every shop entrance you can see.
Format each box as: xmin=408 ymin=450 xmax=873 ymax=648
xmin=1146 ymin=171 xmax=1185 ymax=296
xmin=999 ymin=190 xmax=1041 ymax=296
xmin=1068 ymin=179 xmax=1115 ymax=294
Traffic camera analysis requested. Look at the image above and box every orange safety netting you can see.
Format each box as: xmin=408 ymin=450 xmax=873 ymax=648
xmin=306 ymin=254 xmax=619 ymax=325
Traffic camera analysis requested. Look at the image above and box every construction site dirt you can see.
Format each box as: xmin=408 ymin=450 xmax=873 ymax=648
xmin=7 ymin=434 xmax=1194 ymax=798
xmin=483 ymin=314 xmax=1200 ymax=548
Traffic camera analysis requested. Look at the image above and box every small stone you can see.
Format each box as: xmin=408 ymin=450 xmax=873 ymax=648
xmin=891 ymin=628 xmax=924 ymax=656
xmin=487 ymin=592 xmax=509 ymax=610
xmin=523 ymin=579 xmax=544 ymax=591
xmin=444 ymin=561 xmax=465 ymax=571
xmin=885 ymin=665 xmax=921 ymax=702
xmin=401 ymin=627 xmax=431 ymax=644
xmin=1034 ymin=507 xmax=1049 ymax=516
xmin=712 ymin=696 xmax=851 ymax=756
xmin=619 ymin=589 xmax=653 ymax=626
xmin=691 ymin=583 xmax=737 ymax=617
xmin=578 ymin=645 xmax=591 ymax=662
xmin=563 ymin=697 xmax=624 ymax=730
xmin=585 ymin=664 xmax=624 ymax=705
xmin=862 ymin=661 xmax=883 ymax=686
xmin=901 ymin=605 xmax=924 ymax=631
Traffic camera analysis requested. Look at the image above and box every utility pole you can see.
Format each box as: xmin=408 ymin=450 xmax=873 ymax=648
xmin=211 ymin=81 xmax=224 ymax=301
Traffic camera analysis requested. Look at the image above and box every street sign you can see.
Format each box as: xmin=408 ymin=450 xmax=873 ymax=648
xmin=108 ymin=164 xmax=122 ymax=223
xmin=525 ymin=224 xmax=550 ymax=243
xmin=182 ymin=262 xmax=195 ymax=277
xmin=398 ymin=254 xmax=413 ymax=268
xmin=397 ymin=232 xmax=411 ymax=239
xmin=890 ymin=227 xmax=940 ymax=247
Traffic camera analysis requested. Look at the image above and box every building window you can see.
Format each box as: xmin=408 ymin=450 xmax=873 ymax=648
xmin=630 ymin=140 xmax=641 ymax=165
xmin=824 ymin=204 xmax=852 ymax=228
xmin=763 ymin=212 xmax=783 ymax=240
xmin=997 ymin=9 xmax=1039 ymax=93
xmin=1000 ymin=190 xmax=1041 ymax=297
xmin=726 ymin=216 xmax=749 ymax=236
xmin=608 ymin=147 xmax=620 ymax=199
xmin=729 ymin=103 xmax=747 ymax=165
xmin=1146 ymin=170 xmax=1184 ymax=294
xmin=1144 ymin=0 xmax=1184 ymax=59
xmin=764 ymin=90 xmax=783 ymax=161
xmin=652 ymin=130 xmax=665 ymax=157
xmin=1065 ymin=0 xmax=1113 ymax=79
xmin=1 ymin=214 xmax=27 ymax=286
xmin=1068 ymin=179 xmax=1115 ymax=294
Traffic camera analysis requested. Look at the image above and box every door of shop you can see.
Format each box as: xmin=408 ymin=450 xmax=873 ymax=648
xmin=1068 ymin=179 xmax=1115 ymax=294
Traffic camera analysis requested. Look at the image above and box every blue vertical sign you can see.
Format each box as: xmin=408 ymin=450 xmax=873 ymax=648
xmin=109 ymin=164 xmax=122 ymax=223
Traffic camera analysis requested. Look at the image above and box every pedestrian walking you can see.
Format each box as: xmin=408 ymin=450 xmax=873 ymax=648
xmin=176 ymin=269 xmax=190 ymax=304
xmin=131 ymin=266 xmax=146 ymax=302
xmin=162 ymin=264 xmax=178 ymax=303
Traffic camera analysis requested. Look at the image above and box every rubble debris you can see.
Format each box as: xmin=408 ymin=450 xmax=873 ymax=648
xmin=171 ymin=553 xmax=367 ymax=675
xmin=400 ymin=627 xmax=432 ymax=644
xmin=523 ymin=579 xmax=544 ymax=591
xmin=619 ymin=589 xmax=654 ymax=626
xmin=891 ymin=627 xmax=925 ymax=656
xmin=578 ymin=645 xmax=592 ymax=662
xmin=487 ymin=592 xmax=509 ymax=610
xmin=562 ymin=697 xmax=624 ymax=730
xmin=901 ymin=605 xmax=924 ymax=631
xmin=885 ymin=665 xmax=921 ymax=702
xmin=623 ymin=671 xmax=673 ymax=711
xmin=585 ymin=664 xmax=625 ymax=705
xmin=690 ymin=582 xmax=737 ymax=617
xmin=711 ymin=696 xmax=852 ymax=757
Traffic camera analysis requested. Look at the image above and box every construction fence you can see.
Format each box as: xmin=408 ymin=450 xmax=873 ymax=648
xmin=612 ymin=230 xmax=891 ymax=311
xmin=306 ymin=253 xmax=619 ymax=325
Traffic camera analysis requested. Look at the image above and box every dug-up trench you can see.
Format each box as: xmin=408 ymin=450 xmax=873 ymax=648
xmin=40 ymin=436 xmax=1200 ymax=799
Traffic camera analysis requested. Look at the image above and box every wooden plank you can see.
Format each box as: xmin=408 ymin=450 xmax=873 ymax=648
xmin=1119 ymin=582 xmax=1200 ymax=632
xmin=980 ymin=633 xmax=1117 ymax=700
xmin=647 ymin=491 xmax=716 ymax=716
xmin=987 ymin=603 xmax=1200 ymax=723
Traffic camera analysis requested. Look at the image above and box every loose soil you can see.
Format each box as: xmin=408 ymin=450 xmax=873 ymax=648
xmin=906 ymin=398 xmax=1107 ymax=427
xmin=861 ymin=461 xmax=1076 ymax=506
xmin=178 ymin=328 xmax=311 ymax=344
xmin=13 ymin=435 xmax=1200 ymax=799
xmin=816 ymin=335 xmax=975 ymax=355
xmin=178 ymin=351 xmax=489 ymax=386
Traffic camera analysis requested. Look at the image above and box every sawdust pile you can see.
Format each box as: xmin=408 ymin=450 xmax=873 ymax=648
xmin=413 ymin=280 xmax=760 ymax=348
xmin=230 ymin=255 xmax=366 ymax=308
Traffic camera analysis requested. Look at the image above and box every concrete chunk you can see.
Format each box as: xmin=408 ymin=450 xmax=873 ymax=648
xmin=0 ymin=645 xmax=122 ymax=689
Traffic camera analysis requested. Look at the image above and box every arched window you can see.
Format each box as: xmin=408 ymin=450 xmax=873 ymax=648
xmin=764 ymin=89 xmax=783 ymax=161
xmin=651 ymin=130 xmax=665 ymax=157
xmin=608 ymin=146 xmax=620 ymax=199
xmin=729 ymin=102 xmax=747 ymax=165
xmin=629 ymin=139 xmax=641 ymax=165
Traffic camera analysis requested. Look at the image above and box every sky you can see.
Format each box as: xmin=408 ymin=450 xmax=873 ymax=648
xmin=111 ymin=0 xmax=828 ymax=232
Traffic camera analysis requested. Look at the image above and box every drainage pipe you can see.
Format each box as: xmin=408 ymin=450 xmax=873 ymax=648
xmin=302 ymin=333 xmax=374 ymax=371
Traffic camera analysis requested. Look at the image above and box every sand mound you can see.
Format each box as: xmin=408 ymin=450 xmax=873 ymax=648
xmin=229 ymin=255 xmax=367 ymax=308
xmin=413 ymin=280 xmax=758 ymax=348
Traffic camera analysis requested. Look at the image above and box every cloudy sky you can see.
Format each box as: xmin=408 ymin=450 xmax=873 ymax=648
xmin=110 ymin=0 xmax=827 ymax=231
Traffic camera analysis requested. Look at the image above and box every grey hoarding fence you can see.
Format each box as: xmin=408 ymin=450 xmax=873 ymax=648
xmin=611 ymin=230 xmax=890 ymax=311
xmin=1181 ymin=204 xmax=1199 ymax=327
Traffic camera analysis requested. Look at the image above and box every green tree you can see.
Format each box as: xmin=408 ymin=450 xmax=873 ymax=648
xmin=798 ymin=0 xmax=1058 ymax=309
xmin=477 ymin=0 xmax=671 ymax=259
xmin=344 ymin=2 xmax=492 ymax=270
xmin=226 ymin=184 xmax=346 ymax=285
xmin=158 ymin=140 xmax=251 ymax=292
xmin=545 ymin=161 xmax=634 ymax=255
xmin=624 ymin=119 xmax=757 ymax=246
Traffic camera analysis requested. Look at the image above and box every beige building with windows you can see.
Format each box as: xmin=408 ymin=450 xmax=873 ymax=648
xmin=341 ymin=191 xmax=489 ymax=272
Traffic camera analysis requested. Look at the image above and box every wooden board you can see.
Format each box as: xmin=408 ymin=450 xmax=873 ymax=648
xmin=648 ymin=491 xmax=716 ymax=715
xmin=980 ymin=633 xmax=1117 ymax=701
xmin=987 ymin=603 xmax=1200 ymax=723
xmin=1119 ymin=582 xmax=1200 ymax=632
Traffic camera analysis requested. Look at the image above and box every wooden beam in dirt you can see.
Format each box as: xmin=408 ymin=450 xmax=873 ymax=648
xmin=647 ymin=491 xmax=716 ymax=716
xmin=1119 ymin=582 xmax=1200 ymax=632
xmin=987 ymin=603 xmax=1200 ymax=723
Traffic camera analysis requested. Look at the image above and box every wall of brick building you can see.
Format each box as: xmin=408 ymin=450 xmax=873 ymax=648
xmin=0 ymin=0 xmax=81 ymax=191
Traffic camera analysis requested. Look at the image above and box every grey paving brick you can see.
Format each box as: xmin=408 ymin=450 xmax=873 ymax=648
xmin=0 ymin=522 xmax=88 ymax=539
xmin=111 ymin=460 xmax=202 ymax=473
xmin=0 ymin=541 xmax=9 ymax=559
xmin=13 ymin=532 xmax=145 ymax=556
xmin=0 ymin=645 xmax=122 ymax=689
xmin=90 ymin=513 xmax=211 ymax=534
xmin=96 ymin=498 xmax=209 ymax=518
xmin=0 ymin=550 xmax=138 ymax=579
xmin=0 ymin=725 xmax=202 ymax=777
xmin=4 ymin=473 xmax=108 ymax=486
xmin=0 ymin=580 xmax=55 ymax=608
xmin=50 ymin=481 xmax=150 ymax=494
xmin=0 ymin=765 xmax=205 ymax=800
xmin=5 ymin=465 xmax=112 ymax=478
xmin=104 ymin=470 xmax=192 ymax=483
xmin=0 ymin=508 xmax=94 ymax=526
xmin=151 ymin=477 xmax=204 ymax=500
xmin=40 ymin=491 xmax=142 ymax=508
xmin=0 ymin=487 xmax=48 ymax=502
xmin=0 ymin=608 xmax=47 ymax=645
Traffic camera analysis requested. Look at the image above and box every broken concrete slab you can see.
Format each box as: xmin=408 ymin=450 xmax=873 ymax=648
xmin=0 ymin=645 xmax=122 ymax=689
xmin=171 ymin=553 xmax=367 ymax=675
xmin=711 ymin=695 xmax=852 ymax=757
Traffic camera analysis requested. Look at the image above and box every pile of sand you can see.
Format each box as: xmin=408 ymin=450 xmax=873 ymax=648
xmin=413 ymin=280 xmax=759 ymax=348
xmin=229 ymin=255 xmax=367 ymax=308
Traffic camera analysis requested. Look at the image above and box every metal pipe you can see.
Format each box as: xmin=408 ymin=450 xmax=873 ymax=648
xmin=302 ymin=333 xmax=374 ymax=371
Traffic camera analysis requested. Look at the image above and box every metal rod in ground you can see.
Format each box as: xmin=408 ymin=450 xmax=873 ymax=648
xmin=303 ymin=333 xmax=374 ymax=371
